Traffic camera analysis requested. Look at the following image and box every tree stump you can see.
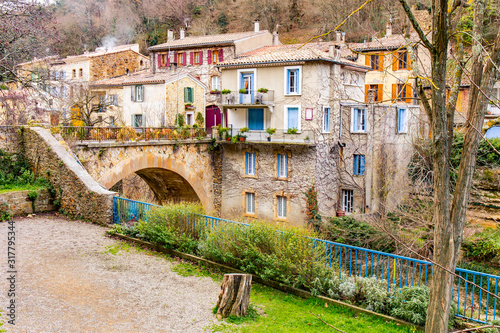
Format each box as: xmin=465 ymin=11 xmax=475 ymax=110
xmin=215 ymin=273 xmax=252 ymax=319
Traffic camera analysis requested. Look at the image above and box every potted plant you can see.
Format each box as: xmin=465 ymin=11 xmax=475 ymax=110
xmin=266 ymin=127 xmax=276 ymax=142
xmin=238 ymin=134 xmax=246 ymax=142
xmin=286 ymin=127 xmax=298 ymax=134
xmin=257 ymin=87 xmax=268 ymax=93
xmin=240 ymin=127 xmax=249 ymax=134
xmin=239 ymin=88 xmax=247 ymax=94
xmin=336 ymin=210 xmax=346 ymax=217
xmin=185 ymin=102 xmax=194 ymax=109
xmin=304 ymin=136 xmax=310 ymax=143
xmin=210 ymin=89 xmax=220 ymax=94
xmin=221 ymin=89 xmax=231 ymax=94
xmin=226 ymin=135 xmax=232 ymax=141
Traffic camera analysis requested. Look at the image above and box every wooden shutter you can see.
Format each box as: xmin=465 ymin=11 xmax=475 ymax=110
xmin=406 ymin=84 xmax=413 ymax=103
xmin=354 ymin=155 xmax=359 ymax=175
xmin=378 ymin=54 xmax=384 ymax=71
xmin=406 ymin=52 xmax=412 ymax=70
xmin=364 ymin=84 xmax=369 ymax=103
xmin=131 ymin=86 xmax=134 ymax=101
xmin=207 ymin=50 xmax=212 ymax=64
xmin=392 ymin=52 xmax=398 ymax=71
xmin=360 ymin=155 xmax=365 ymax=175
xmin=158 ymin=53 xmax=162 ymax=68
xmin=166 ymin=53 xmax=170 ymax=67
xmin=184 ymin=87 xmax=188 ymax=103
xmin=219 ymin=49 xmax=224 ymax=62
xmin=182 ymin=53 xmax=186 ymax=66
xmin=190 ymin=52 xmax=194 ymax=65
xmin=377 ymin=84 xmax=383 ymax=102
xmin=174 ymin=52 xmax=178 ymax=64
xmin=199 ymin=51 xmax=203 ymax=65
xmin=365 ymin=54 xmax=370 ymax=67
xmin=392 ymin=84 xmax=397 ymax=102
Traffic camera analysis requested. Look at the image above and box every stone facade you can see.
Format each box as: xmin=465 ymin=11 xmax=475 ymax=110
xmin=89 ymin=50 xmax=149 ymax=82
xmin=0 ymin=189 xmax=54 ymax=216
xmin=165 ymin=76 xmax=206 ymax=126
xmin=0 ymin=127 xmax=20 ymax=153
xmin=22 ymin=127 xmax=115 ymax=225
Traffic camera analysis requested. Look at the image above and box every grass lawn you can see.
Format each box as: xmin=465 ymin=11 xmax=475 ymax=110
xmin=0 ymin=184 xmax=47 ymax=194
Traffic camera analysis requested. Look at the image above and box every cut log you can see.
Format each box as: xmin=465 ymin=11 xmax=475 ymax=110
xmin=216 ymin=273 xmax=252 ymax=319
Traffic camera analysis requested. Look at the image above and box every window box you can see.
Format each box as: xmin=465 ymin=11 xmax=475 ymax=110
xmin=210 ymin=90 xmax=220 ymax=94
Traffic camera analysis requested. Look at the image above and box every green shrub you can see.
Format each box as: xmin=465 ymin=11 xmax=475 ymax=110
xmin=321 ymin=216 xmax=396 ymax=253
xmin=462 ymin=229 xmax=500 ymax=262
xmin=199 ymin=221 xmax=324 ymax=289
xmin=387 ymin=286 xmax=429 ymax=326
xmin=0 ymin=202 xmax=11 ymax=221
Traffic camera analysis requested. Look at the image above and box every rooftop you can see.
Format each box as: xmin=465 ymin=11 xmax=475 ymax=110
xmin=148 ymin=30 xmax=271 ymax=51
xmin=349 ymin=33 xmax=420 ymax=52
xmin=91 ymin=70 xmax=206 ymax=87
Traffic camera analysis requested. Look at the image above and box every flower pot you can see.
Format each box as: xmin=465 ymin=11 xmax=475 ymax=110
xmin=336 ymin=210 xmax=346 ymax=217
xmin=226 ymin=137 xmax=231 ymax=141
xmin=239 ymin=137 xmax=246 ymax=142
xmin=267 ymin=137 xmax=271 ymax=142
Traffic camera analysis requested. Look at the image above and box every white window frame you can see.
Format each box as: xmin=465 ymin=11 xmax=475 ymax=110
xmin=211 ymin=76 xmax=221 ymax=91
xmin=397 ymin=107 xmax=408 ymax=133
xmin=246 ymin=192 xmax=255 ymax=214
xmin=342 ymin=189 xmax=353 ymax=213
xmin=283 ymin=105 xmax=301 ymax=132
xmin=284 ymin=66 xmax=302 ymax=95
xmin=350 ymin=108 xmax=367 ymax=133
xmin=277 ymin=153 xmax=287 ymax=178
xmin=277 ymin=196 xmax=287 ymax=218
xmin=237 ymin=68 xmax=257 ymax=93
xmin=323 ymin=106 xmax=330 ymax=133
xmin=133 ymin=114 xmax=143 ymax=127
xmin=134 ymin=85 xmax=144 ymax=102
xmin=186 ymin=111 xmax=194 ymax=126
xmin=245 ymin=152 xmax=255 ymax=176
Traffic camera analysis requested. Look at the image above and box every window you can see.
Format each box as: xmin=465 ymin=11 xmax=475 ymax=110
xmin=184 ymin=87 xmax=194 ymax=103
xmin=211 ymin=76 xmax=221 ymax=91
xmin=323 ymin=107 xmax=330 ymax=132
xmin=212 ymin=50 xmax=219 ymax=64
xmin=79 ymin=68 xmax=83 ymax=77
xmin=285 ymin=106 xmax=300 ymax=131
xmin=353 ymin=155 xmax=365 ymax=176
xmin=366 ymin=54 xmax=383 ymax=71
xmin=132 ymin=114 xmax=143 ymax=127
xmin=131 ymin=85 xmax=144 ymax=102
xmin=364 ymin=84 xmax=383 ymax=103
xmin=342 ymin=189 xmax=353 ymax=213
xmin=393 ymin=51 xmax=411 ymax=70
xmin=109 ymin=116 xmax=115 ymax=126
xmin=351 ymin=108 xmax=366 ymax=133
xmin=277 ymin=196 xmax=287 ymax=219
xmin=246 ymin=192 xmax=255 ymax=214
xmin=285 ymin=66 xmax=301 ymax=95
xmin=178 ymin=52 xmax=185 ymax=66
xmin=392 ymin=83 xmax=413 ymax=103
xmin=72 ymin=69 xmax=76 ymax=78
xmin=245 ymin=152 xmax=255 ymax=175
xmin=277 ymin=153 xmax=288 ymax=178
xmin=161 ymin=53 xmax=169 ymax=67
xmin=397 ymin=108 xmax=408 ymax=133
xmin=186 ymin=112 xmax=193 ymax=126
xmin=110 ymin=94 xmax=118 ymax=106
xmin=193 ymin=52 xmax=200 ymax=65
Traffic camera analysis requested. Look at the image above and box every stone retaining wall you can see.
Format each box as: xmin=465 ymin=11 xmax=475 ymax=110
xmin=0 ymin=188 xmax=54 ymax=216
xmin=22 ymin=127 xmax=116 ymax=225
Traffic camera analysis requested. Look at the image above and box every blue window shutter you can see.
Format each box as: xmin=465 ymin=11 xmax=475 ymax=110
xmin=353 ymin=109 xmax=359 ymax=131
xmin=277 ymin=154 xmax=281 ymax=177
xmin=245 ymin=153 xmax=249 ymax=174
xmin=286 ymin=70 xmax=290 ymax=94
xmin=354 ymin=155 xmax=359 ymax=175
xmin=296 ymin=69 xmax=300 ymax=93
xmin=360 ymin=155 xmax=365 ymax=175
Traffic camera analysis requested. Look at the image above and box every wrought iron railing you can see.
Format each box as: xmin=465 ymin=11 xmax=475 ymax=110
xmin=113 ymin=196 xmax=500 ymax=324
xmin=220 ymin=90 xmax=274 ymax=105
xmin=216 ymin=127 xmax=316 ymax=144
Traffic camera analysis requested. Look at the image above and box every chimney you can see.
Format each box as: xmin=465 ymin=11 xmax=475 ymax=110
xmin=341 ymin=32 xmax=346 ymax=42
xmin=272 ymin=31 xmax=279 ymax=46
xmin=335 ymin=31 xmax=341 ymax=42
xmin=329 ymin=45 xmax=335 ymax=58
xmin=254 ymin=21 xmax=260 ymax=32
xmin=180 ymin=28 xmax=185 ymax=40
xmin=167 ymin=30 xmax=174 ymax=42
xmin=386 ymin=22 xmax=392 ymax=37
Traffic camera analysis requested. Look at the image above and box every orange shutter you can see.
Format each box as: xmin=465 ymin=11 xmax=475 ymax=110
xmin=365 ymin=84 xmax=369 ymax=103
xmin=377 ymin=84 xmax=384 ymax=102
xmin=406 ymin=84 xmax=413 ymax=103
xmin=392 ymin=84 xmax=397 ymax=102
xmin=365 ymin=54 xmax=370 ymax=67
xmin=406 ymin=52 xmax=412 ymax=70
xmin=378 ymin=54 xmax=384 ymax=71
xmin=392 ymin=52 xmax=398 ymax=71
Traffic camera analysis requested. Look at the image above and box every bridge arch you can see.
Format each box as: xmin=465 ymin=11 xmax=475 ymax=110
xmin=98 ymin=152 xmax=212 ymax=210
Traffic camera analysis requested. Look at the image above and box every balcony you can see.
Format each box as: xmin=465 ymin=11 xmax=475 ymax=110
xmin=219 ymin=90 xmax=274 ymax=107
xmin=217 ymin=127 xmax=316 ymax=144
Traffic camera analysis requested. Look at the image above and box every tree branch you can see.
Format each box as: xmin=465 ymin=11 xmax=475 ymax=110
xmin=398 ymin=0 xmax=434 ymax=51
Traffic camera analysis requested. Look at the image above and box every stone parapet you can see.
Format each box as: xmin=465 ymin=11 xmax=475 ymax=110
xmin=0 ymin=188 xmax=54 ymax=216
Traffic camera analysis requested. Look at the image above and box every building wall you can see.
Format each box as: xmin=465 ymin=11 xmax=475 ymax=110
xmin=52 ymin=60 xmax=91 ymax=82
xmin=220 ymin=143 xmax=316 ymax=225
xmin=89 ymin=50 xmax=149 ymax=81
xmin=91 ymin=86 xmax=125 ymax=126
xmin=0 ymin=188 xmax=54 ymax=216
xmin=123 ymin=83 xmax=166 ymax=127
xmin=165 ymin=76 xmax=206 ymax=126
xmin=233 ymin=33 xmax=274 ymax=55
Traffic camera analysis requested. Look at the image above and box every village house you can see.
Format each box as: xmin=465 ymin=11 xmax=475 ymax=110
xmin=213 ymin=43 xmax=420 ymax=223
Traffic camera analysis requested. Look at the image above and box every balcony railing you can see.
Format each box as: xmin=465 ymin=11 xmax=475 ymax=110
xmin=219 ymin=90 xmax=274 ymax=106
xmin=216 ymin=127 xmax=316 ymax=144
xmin=54 ymin=126 xmax=212 ymax=143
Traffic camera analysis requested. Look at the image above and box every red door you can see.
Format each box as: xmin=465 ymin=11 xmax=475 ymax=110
xmin=205 ymin=106 xmax=222 ymax=134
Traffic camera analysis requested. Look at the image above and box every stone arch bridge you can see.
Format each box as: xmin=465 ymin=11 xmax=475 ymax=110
xmin=71 ymin=140 xmax=218 ymax=212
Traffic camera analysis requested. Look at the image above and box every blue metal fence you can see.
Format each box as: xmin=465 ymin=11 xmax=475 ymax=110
xmin=113 ymin=196 xmax=500 ymax=324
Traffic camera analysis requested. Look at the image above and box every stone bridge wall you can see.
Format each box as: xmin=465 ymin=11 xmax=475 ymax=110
xmin=22 ymin=127 xmax=115 ymax=225
xmin=72 ymin=140 xmax=216 ymax=213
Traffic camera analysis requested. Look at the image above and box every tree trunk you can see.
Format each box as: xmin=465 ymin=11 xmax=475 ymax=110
xmin=216 ymin=274 xmax=252 ymax=320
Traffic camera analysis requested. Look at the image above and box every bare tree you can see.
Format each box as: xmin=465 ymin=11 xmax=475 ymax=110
xmin=67 ymin=83 xmax=113 ymax=126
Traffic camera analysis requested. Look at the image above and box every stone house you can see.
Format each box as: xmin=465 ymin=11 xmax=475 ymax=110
xmin=147 ymin=24 xmax=275 ymax=133
xmin=92 ymin=70 xmax=207 ymax=127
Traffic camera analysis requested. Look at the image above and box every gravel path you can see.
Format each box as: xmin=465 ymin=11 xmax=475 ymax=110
xmin=0 ymin=215 xmax=220 ymax=333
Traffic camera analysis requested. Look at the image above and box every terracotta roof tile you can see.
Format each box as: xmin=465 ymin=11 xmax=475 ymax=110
xmin=148 ymin=30 xmax=270 ymax=51
xmin=91 ymin=70 xmax=205 ymax=87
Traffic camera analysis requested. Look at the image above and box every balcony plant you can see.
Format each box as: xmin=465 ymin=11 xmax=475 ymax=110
xmin=210 ymin=89 xmax=220 ymax=94
xmin=266 ymin=127 xmax=276 ymax=142
xmin=239 ymin=88 xmax=247 ymax=94
xmin=286 ymin=127 xmax=298 ymax=134
xmin=240 ymin=127 xmax=249 ymax=134
xmin=185 ymin=103 xmax=194 ymax=109
xmin=221 ymin=89 xmax=231 ymax=94
xmin=257 ymin=87 xmax=268 ymax=93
